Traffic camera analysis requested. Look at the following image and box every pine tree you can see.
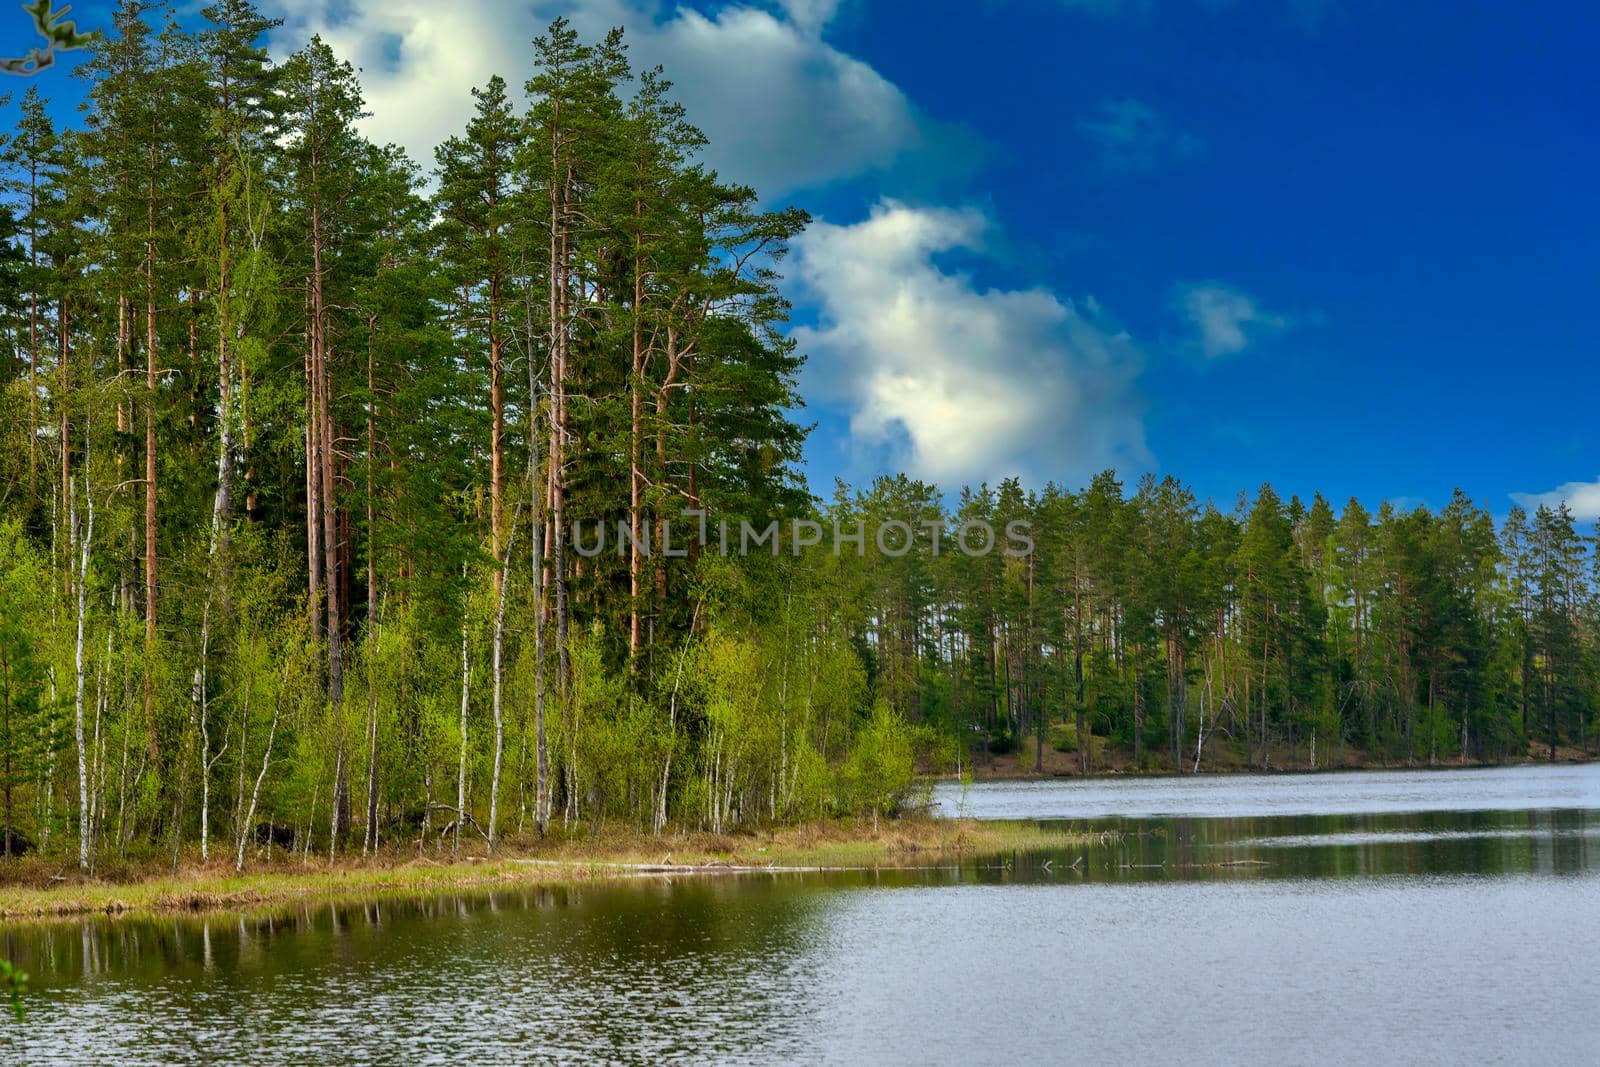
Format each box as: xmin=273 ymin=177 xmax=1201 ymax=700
xmin=279 ymin=34 xmax=370 ymax=848
xmin=198 ymin=0 xmax=283 ymax=557
xmin=2 ymin=88 xmax=60 ymax=511
xmin=1529 ymin=504 xmax=1587 ymax=759
xmin=434 ymin=74 xmax=521 ymax=581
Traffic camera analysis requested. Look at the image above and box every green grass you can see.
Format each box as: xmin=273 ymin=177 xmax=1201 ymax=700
xmin=0 ymin=817 xmax=1090 ymax=921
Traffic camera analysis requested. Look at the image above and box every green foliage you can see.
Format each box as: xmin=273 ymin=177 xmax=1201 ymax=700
xmin=843 ymin=703 xmax=917 ymax=828
xmin=3 ymin=0 xmax=97 ymax=74
xmin=0 ymin=9 xmax=1593 ymax=877
xmin=1048 ymin=721 xmax=1079 ymax=753
xmin=0 ymin=524 xmax=51 ymax=857
xmin=0 ymin=957 xmax=26 ymax=1021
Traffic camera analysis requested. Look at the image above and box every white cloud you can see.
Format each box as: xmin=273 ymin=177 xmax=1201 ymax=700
xmin=792 ymin=201 xmax=1148 ymax=487
xmin=1077 ymin=98 xmax=1202 ymax=173
xmin=1174 ymin=281 xmax=1290 ymax=358
xmin=1511 ymin=478 xmax=1600 ymax=521
xmin=776 ymin=0 xmax=843 ymax=35
xmin=268 ymin=0 xmax=925 ymax=196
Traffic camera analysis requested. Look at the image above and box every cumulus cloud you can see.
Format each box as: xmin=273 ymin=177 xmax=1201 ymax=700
xmin=1174 ymin=281 xmax=1291 ymax=358
xmin=776 ymin=0 xmax=843 ymax=35
xmin=269 ymin=0 xmax=926 ymax=196
xmin=791 ymin=201 xmax=1148 ymax=487
xmin=1077 ymin=97 xmax=1203 ymax=173
xmin=1511 ymin=478 xmax=1600 ymax=521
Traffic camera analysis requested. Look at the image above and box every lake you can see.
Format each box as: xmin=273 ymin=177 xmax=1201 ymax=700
xmin=4 ymin=764 xmax=1597 ymax=1064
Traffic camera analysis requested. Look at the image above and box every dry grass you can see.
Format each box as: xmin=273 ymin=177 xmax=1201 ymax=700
xmin=0 ymin=817 xmax=1083 ymax=922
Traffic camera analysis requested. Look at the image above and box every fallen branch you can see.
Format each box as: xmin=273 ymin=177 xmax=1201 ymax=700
xmin=427 ymin=804 xmax=491 ymax=845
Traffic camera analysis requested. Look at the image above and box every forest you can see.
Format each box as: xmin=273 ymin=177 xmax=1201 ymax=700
xmin=1 ymin=1 xmax=1596 ymax=873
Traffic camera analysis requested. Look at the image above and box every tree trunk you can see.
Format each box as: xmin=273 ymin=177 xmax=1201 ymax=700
xmin=488 ymin=505 xmax=518 ymax=851
xmin=195 ymin=606 xmax=215 ymax=865
xmin=547 ymin=121 xmax=571 ymax=697
xmin=305 ymin=294 xmax=322 ymax=636
xmin=71 ymin=478 xmax=94 ymax=871
xmin=490 ymin=322 xmax=504 ymax=587
xmin=212 ymin=197 xmax=235 ymax=571
xmin=145 ymin=143 xmax=160 ymax=770
xmin=363 ymin=601 xmax=381 ymax=857
xmin=456 ymin=619 xmax=469 ymax=853
xmin=527 ymin=369 xmax=549 ymax=835
xmin=26 ymin=157 xmax=39 ymax=505
xmin=363 ymin=330 xmax=381 ymax=856
xmin=1170 ymin=636 xmax=1185 ymax=772
xmin=236 ymin=679 xmax=281 ymax=872
xmin=1074 ymin=558 xmax=1087 ymax=774
xmin=628 ymin=188 xmax=646 ymax=663
xmin=311 ymin=175 xmax=345 ymax=851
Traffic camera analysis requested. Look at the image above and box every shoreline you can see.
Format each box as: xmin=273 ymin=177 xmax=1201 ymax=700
xmin=0 ymin=818 xmax=1089 ymax=923
xmin=6 ymin=759 xmax=1593 ymax=923
xmin=947 ymin=749 xmax=1597 ymax=782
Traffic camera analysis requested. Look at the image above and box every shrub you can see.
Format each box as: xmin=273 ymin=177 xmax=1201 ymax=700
xmin=844 ymin=702 xmax=916 ymax=830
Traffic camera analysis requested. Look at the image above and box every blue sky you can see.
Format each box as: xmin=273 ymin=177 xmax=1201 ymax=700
xmin=8 ymin=0 xmax=1598 ymax=518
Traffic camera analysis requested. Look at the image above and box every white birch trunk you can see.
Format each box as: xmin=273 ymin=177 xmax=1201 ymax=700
xmin=237 ymin=678 xmax=281 ymax=872
xmin=194 ymin=601 xmax=218 ymax=864
xmin=456 ymin=621 xmax=469 ymax=854
xmin=655 ymin=602 xmax=699 ymax=835
xmin=328 ymin=745 xmax=342 ymax=863
xmin=362 ymin=597 xmax=383 ymax=857
xmin=70 ymin=478 xmax=94 ymax=872
xmin=488 ymin=506 xmax=519 ymax=852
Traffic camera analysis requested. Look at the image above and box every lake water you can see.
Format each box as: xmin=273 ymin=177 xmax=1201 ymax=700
xmin=4 ymin=764 xmax=1597 ymax=1064
xmin=933 ymin=762 xmax=1600 ymax=820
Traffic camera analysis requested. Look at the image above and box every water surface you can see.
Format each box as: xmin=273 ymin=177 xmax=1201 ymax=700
xmin=933 ymin=762 xmax=1600 ymax=819
xmin=3 ymin=764 xmax=1596 ymax=1064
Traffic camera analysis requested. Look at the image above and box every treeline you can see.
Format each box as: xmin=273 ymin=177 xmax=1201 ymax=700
xmin=836 ymin=473 xmax=1596 ymax=775
xmin=0 ymin=2 xmax=901 ymax=871
xmin=0 ymin=3 xmax=1594 ymax=873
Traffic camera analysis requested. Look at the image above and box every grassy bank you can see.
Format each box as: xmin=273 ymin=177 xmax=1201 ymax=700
xmin=0 ymin=818 xmax=1084 ymax=921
